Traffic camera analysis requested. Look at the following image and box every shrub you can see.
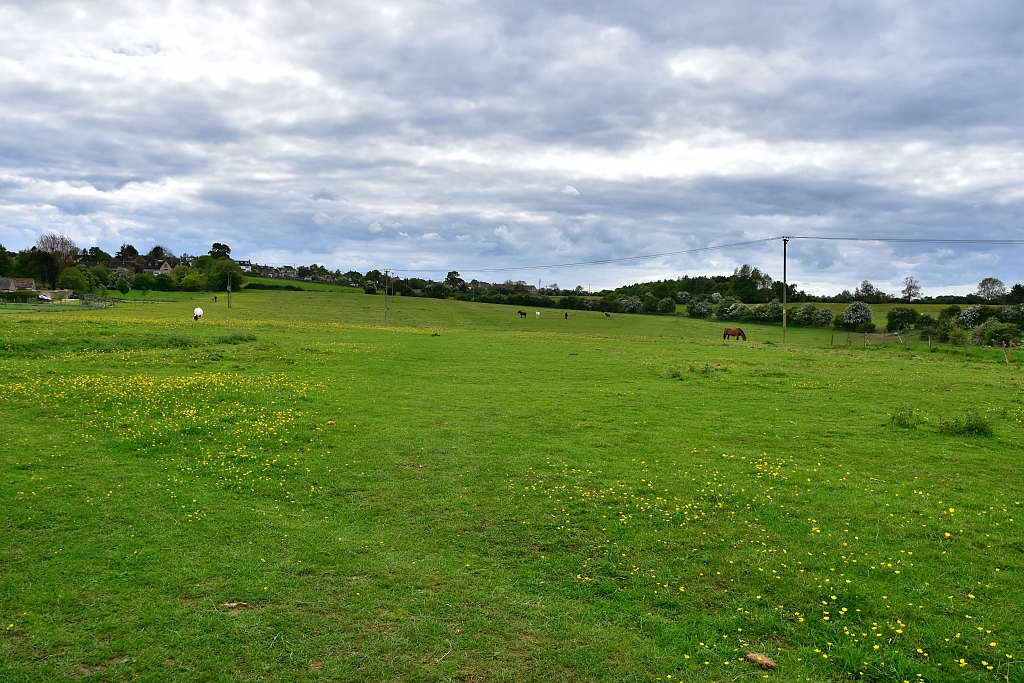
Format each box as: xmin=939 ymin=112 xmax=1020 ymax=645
xmin=687 ymin=300 xmax=712 ymax=318
xmin=915 ymin=314 xmax=936 ymax=329
xmin=245 ymin=282 xmax=304 ymax=291
xmin=675 ymin=291 xmax=690 ymax=303
xmin=938 ymin=410 xmax=992 ymax=437
xmin=114 ymin=277 xmax=130 ymax=295
xmin=424 ymin=282 xmax=450 ymax=298
xmin=657 ymin=297 xmax=676 ymax=313
xmin=56 ymin=266 xmax=88 ymax=293
xmin=748 ymin=300 xmax=783 ymax=323
xmin=133 ymin=272 xmax=156 ymax=292
xmin=947 ymin=325 xmax=969 ymax=347
xmin=976 ymin=321 xmax=1021 ymax=347
xmin=363 ymin=282 xmax=377 ymax=294
xmin=641 ymin=295 xmax=660 ymax=314
xmin=711 ymin=292 xmax=723 ymax=304
xmin=839 ymin=301 xmax=873 ymax=329
xmin=886 ymin=306 xmax=920 ymax=332
xmin=814 ymin=308 xmax=834 ymax=326
xmin=959 ymin=305 xmax=983 ymax=329
xmin=620 ymin=295 xmax=642 ymax=313
xmin=855 ymin=322 xmax=876 ymax=333
xmin=108 ymin=267 xmax=134 ymax=287
xmin=790 ymin=303 xmax=818 ymax=326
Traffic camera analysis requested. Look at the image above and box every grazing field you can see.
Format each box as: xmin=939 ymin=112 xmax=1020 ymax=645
xmin=1 ymin=292 xmax=1021 ymax=683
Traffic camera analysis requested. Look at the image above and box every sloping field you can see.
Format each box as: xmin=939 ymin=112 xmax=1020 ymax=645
xmin=1 ymin=292 xmax=1021 ymax=682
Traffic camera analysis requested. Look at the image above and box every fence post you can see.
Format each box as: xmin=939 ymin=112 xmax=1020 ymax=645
xmin=830 ymin=333 xmax=834 ymax=346
xmin=928 ymin=335 xmax=932 ymax=352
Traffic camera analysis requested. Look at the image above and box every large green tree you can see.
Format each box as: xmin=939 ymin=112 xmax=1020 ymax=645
xmin=0 ymin=244 xmax=11 ymax=276
xmin=57 ymin=266 xmax=89 ymax=292
xmin=206 ymin=259 xmax=243 ymax=291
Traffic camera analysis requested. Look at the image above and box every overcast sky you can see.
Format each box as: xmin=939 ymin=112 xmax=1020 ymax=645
xmin=1 ymin=0 xmax=1021 ymax=293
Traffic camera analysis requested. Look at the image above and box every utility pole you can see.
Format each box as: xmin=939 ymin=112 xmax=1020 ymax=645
xmin=383 ymin=268 xmax=389 ymax=326
xmin=227 ymin=279 xmax=231 ymax=308
xmin=782 ymin=237 xmax=789 ymax=343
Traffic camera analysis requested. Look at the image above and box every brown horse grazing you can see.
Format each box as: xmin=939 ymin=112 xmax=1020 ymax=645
xmin=518 ymin=310 xmax=527 ymax=318
xmin=604 ymin=312 xmax=611 ymax=318
xmin=723 ymin=327 xmax=747 ymax=340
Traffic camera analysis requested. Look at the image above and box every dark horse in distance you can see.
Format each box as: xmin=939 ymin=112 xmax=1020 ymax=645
xmin=723 ymin=327 xmax=747 ymax=340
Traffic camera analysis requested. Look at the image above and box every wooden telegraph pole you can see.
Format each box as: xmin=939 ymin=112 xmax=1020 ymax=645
xmin=227 ymin=279 xmax=231 ymax=308
xmin=782 ymin=236 xmax=789 ymax=344
xmin=383 ymin=269 xmax=389 ymax=326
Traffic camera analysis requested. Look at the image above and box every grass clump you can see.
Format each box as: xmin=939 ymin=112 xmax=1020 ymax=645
xmin=216 ymin=332 xmax=257 ymax=344
xmin=938 ymin=409 xmax=992 ymax=436
xmin=889 ymin=403 xmax=918 ymax=428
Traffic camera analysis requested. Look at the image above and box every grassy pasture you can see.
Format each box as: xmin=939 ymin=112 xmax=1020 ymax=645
xmin=1 ymin=291 xmax=1021 ymax=683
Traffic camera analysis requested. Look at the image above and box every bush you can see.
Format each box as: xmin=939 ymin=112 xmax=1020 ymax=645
xmin=687 ymin=300 xmax=712 ymax=318
xmin=56 ymin=266 xmax=88 ymax=293
xmin=936 ymin=305 xmax=961 ymax=341
xmin=657 ymin=297 xmax=676 ymax=313
xmin=133 ymin=272 xmax=156 ymax=291
xmin=114 ymin=277 xmax=130 ymax=295
xmin=815 ymin=308 xmax=834 ymax=326
xmin=108 ymin=267 xmax=134 ymax=287
xmin=620 ymin=295 xmax=642 ymax=313
xmin=886 ymin=306 xmax=920 ymax=332
xmin=947 ymin=326 xmax=969 ymax=347
xmin=938 ymin=410 xmax=992 ymax=436
xmin=363 ymin=282 xmax=377 ymax=294
xmin=790 ymin=303 xmax=818 ymax=326
xmin=959 ymin=305 xmax=983 ymax=329
xmin=641 ymin=295 xmax=660 ymax=313
xmin=424 ymin=282 xmax=449 ymax=299
xmin=974 ymin=320 xmax=1021 ymax=347
xmin=838 ymin=301 xmax=873 ymax=329
xmin=855 ymin=322 xmax=876 ymax=333
xmin=245 ymin=282 xmax=304 ymax=291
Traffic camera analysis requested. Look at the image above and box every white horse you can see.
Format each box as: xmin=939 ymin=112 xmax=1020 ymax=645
xmin=535 ymin=311 xmax=540 ymax=318
xmin=193 ymin=307 xmax=204 ymax=321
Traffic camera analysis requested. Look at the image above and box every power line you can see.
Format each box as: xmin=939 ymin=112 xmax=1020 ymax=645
xmin=787 ymin=236 xmax=1024 ymax=244
xmin=400 ymin=234 xmax=1024 ymax=275
xmin=403 ymin=237 xmax=782 ymax=274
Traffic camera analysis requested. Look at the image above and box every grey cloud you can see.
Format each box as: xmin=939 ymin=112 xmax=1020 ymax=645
xmin=0 ymin=0 xmax=1022 ymax=291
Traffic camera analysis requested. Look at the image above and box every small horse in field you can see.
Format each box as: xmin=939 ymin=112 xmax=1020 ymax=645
xmin=723 ymin=327 xmax=746 ymax=340
xmin=193 ymin=307 xmax=204 ymax=321
xmin=518 ymin=310 xmax=527 ymax=318
xmin=604 ymin=312 xmax=611 ymax=318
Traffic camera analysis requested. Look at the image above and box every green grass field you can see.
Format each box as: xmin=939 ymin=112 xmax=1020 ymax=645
xmin=1 ymin=291 xmax=1021 ymax=682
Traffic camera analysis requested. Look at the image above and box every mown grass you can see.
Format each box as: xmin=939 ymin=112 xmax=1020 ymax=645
xmin=0 ymin=291 xmax=1021 ymax=682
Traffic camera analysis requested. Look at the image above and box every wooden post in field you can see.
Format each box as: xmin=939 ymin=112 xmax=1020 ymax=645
xmin=782 ymin=237 xmax=789 ymax=344
xmin=383 ymin=268 xmax=389 ymax=326
xmin=928 ymin=335 xmax=932 ymax=352
xmin=882 ymin=331 xmax=885 ymax=347
xmin=863 ymin=331 xmax=867 ymax=347
xmin=830 ymin=333 xmax=834 ymax=346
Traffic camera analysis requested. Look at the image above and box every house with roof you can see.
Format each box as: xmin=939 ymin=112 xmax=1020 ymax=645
xmin=0 ymin=278 xmax=36 ymax=291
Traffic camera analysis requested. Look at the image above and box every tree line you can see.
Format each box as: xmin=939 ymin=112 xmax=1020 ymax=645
xmin=0 ymin=235 xmax=242 ymax=295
